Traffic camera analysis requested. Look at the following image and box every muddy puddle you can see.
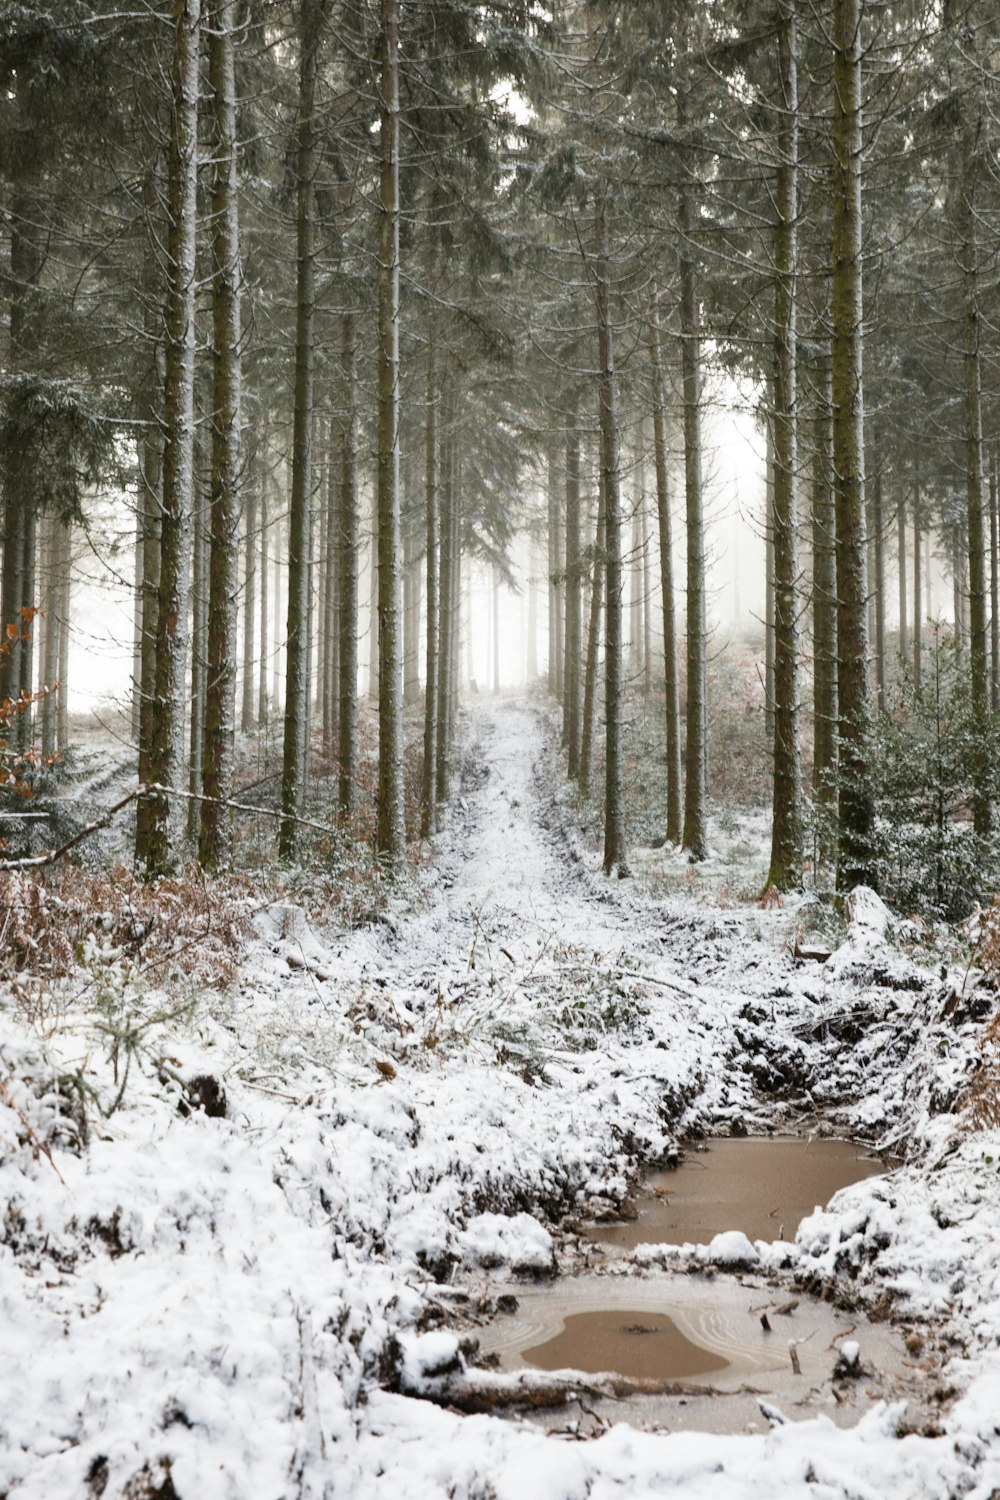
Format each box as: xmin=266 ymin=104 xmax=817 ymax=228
xmin=476 ymin=1273 xmax=932 ymax=1435
xmin=589 ymin=1135 xmax=885 ymax=1251
xmin=470 ymin=1137 xmax=928 ymax=1435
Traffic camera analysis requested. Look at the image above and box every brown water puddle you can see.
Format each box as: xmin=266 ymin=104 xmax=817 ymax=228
xmin=523 ymin=1308 xmax=728 ymax=1382
xmin=589 ymin=1135 xmax=884 ymax=1250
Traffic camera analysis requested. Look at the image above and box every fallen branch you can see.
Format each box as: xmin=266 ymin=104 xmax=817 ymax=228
xmin=0 ymin=782 xmax=347 ymax=874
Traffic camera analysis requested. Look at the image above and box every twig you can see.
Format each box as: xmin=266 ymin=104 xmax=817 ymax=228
xmin=0 ymin=1075 xmax=66 ymax=1185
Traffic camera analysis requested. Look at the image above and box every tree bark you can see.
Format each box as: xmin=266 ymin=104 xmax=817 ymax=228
xmin=420 ymin=338 xmax=439 ymax=838
xmin=766 ymin=0 xmax=802 ymax=893
xmin=140 ymin=0 xmax=201 ymax=876
xmin=831 ymin=0 xmax=876 ymax=890
xmin=579 ymin=463 xmax=605 ymax=798
xmin=678 ymin=171 xmax=708 ymax=860
xmin=812 ymin=351 xmax=837 ymax=822
xmin=649 ymin=300 xmax=682 ymax=843
xmin=338 ymin=310 xmax=359 ymax=816
xmin=200 ymin=0 xmax=242 ymax=871
xmin=375 ymin=0 xmax=406 ymax=865
xmin=280 ymin=0 xmax=323 ymax=860
xmin=564 ymin=405 xmax=582 ymax=778
xmin=913 ymin=484 xmax=922 ymax=691
xmin=595 ymin=194 xmax=628 ymax=877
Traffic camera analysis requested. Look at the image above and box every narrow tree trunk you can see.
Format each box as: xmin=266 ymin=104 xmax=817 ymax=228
xmin=596 ymin=195 xmax=628 ymax=876
xmin=831 ymin=0 xmax=876 ymax=890
xmin=272 ymin=504 xmax=282 ymax=708
xmin=279 ymin=0 xmax=322 ymax=860
xmin=812 ymin=351 xmax=837 ymax=823
xmin=40 ymin=514 xmax=59 ymax=761
xmin=241 ymin=483 xmax=256 ymax=734
xmin=435 ymin=390 xmax=455 ymax=804
xmin=991 ymin=448 xmax=999 ymax=713
xmin=958 ymin=120 xmax=991 ymax=834
xmin=649 ymin=299 xmax=682 ymax=843
xmin=375 ymin=0 xmax=406 ymax=864
xmin=338 ymin=310 xmax=359 ymax=816
xmin=872 ymin=469 xmax=886 ymax=711
xmin=913 ymin=485 xmax=923 ymax=691
xmin=140 ymin=0 xmax=201 ymax=877
xmin=188 ymin=477 xmax=207 ymax=841
xmin=200 ymin=0 xmax=242 ymax=872
xmin=897 ymin=496 xmax=908 ymax=669
xmin=579 ymin=467 xmax=605 ymax=798
xmin=766 ymin=0 xmax=802 ymax=893
xmin=420 ymin=338 xmax=439 ymax=838
xmin=678 ymin=174 xmax=708 ymax=860
xmin=564 ymin=406 xmax=582 ymax=778
xmin=56 ymin=521 xmax=71 ymax=753
xmin=258 ymin=476 xmax=269 ymax=722
xmin=764 ymin=414 xmax=775 ymax=743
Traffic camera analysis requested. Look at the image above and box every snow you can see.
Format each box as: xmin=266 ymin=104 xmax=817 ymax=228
xmin=1 ymin=699 xmax=1000 ymax=1498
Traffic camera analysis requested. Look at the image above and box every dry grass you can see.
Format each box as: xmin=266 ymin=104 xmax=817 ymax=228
xmin=0 ymin=865 xmax=253 ymax=988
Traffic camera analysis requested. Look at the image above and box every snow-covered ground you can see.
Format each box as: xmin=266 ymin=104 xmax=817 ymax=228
xmin=1 ymin=700 xmax=999 ymax=1499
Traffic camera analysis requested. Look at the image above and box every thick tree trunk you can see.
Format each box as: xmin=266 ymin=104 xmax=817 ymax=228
xmin=766 ymin=0 xmax=802 ymax=893
xmin=280 ymin=0 xmax=323 ymax=860
xmin=200 ymin=0 xmax=242 ymax=871
xmin=140 ymin=0 xmax=201 ymax=877
xmin=649 ymin=301 xmax=682 ymax=843
xmin=831 ymin=0 xmax=876 ymax=890
xmin=764 ymin=415 xmax=775 ymax=744
xmin=56 ymin=521 xmax=71 ymax=753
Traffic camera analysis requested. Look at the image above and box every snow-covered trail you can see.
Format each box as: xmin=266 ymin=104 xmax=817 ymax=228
xmin=3 ymin=698 xmax=1000 ymax=1500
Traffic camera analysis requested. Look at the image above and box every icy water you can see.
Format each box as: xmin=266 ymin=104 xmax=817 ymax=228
xmin=588 ymin=1135 xmax=885 ymax=1250
xmin=476 ymin=1135 xmax=911 ymax=1431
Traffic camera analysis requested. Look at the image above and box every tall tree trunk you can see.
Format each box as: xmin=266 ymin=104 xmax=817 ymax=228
xmin=678 ymin=172 xmax=708 ymax=860
xmin=579 ymin=465 xmax=605 ymax=798
xmin=0 ymin=174 xmax=45 ymax=734
xmin=188 ymin=476 xmax=207 ymax=840
xmin=897 ymin=495 xmax=908 ymax=666
xmin=56 ymin=521 xmax=71 ymax=753
xmin=812 ymin=351 xmax=838 ymax=822
xmin=435 ymin=390 xmax=455 ymax=804
xmin=831 ymin=0 xmax=876 ymax=890
xmin=279 ymin=0 xmax=323 ymax=860
xmin=376 ymin=0 xmax=406 ymax=865
xmin=241 ymin=481 xmax=256 ymax=734
xmin=200 ymin=0 xmax=242 ymax=871
xmin=913 ymin=485 xmax=923 ymax=691
xmin=338 ymin=310 xmax=359 ymax=816
xmin=140 ymin=0 xmax=201 ymax=877
xmin=258 ymin=475 xmax=269 ymax=722
xmin=595 ymin=194 xmax=628 ymax=877
xmin=564 ymin=405 xmax=582 ymax=778
xmin=871 ymin=469 xmax=886 ymax=711
xmin=764 ymin=414 xmax=775 ymax=743
xmin=767 ymin=0 xmax=802 ymax=893
xmin=958 ymin=118 xmax=991 ymax=834
xmin=649 ymin=299 xmax=682 ymax=843
xmin=420 ymin=339 xmax=439 ymax=838
xmin=991 ymin=448 xmax=999 ymax=713
xmin=322 ymin=441 xmax=339 ymax=754
xmin=39 ymin=514 xmax=58 ymax=761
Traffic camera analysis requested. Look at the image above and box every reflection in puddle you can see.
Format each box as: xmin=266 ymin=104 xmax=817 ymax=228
xmin=523 ymin=1308 xmax=728 ymax=1381
xmin=589 ymin=1135 xmax=885 ymax=1250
